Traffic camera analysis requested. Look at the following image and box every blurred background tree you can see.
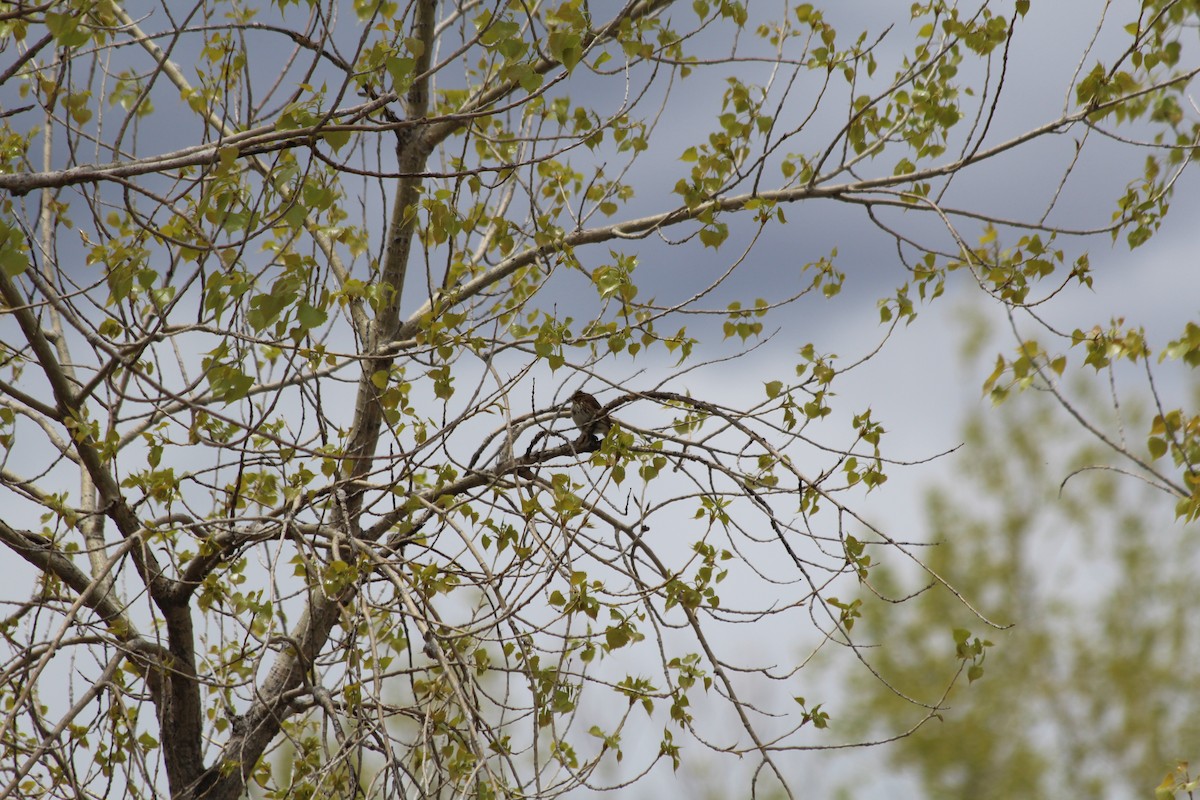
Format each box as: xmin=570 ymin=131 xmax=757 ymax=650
xmin=836 ymin=307 xmax=1200 ymax=800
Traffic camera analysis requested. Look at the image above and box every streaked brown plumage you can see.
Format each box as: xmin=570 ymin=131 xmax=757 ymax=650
xmin=569 ymin=390 xmax=611 ymax=438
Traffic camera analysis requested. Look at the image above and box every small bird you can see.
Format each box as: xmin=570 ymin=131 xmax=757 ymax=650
xmin=569 ymin=390 xmax=612 ymax=439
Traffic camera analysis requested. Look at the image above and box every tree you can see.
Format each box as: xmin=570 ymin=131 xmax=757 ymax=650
xmin=835 ymin=312 xmax=1200 ymax=799
xmin=0 ymin=2 xmax=1197 ymax=798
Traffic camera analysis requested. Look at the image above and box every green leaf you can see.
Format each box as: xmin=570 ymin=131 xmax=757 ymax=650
xmin=698 ymin=222 xmax=728 ymax=249
xmin=322 ymin=128 xmax=351 ymax=152
xmin=206 ymin=363 xmax=254 ymax=403
xmin=1147 ymin=436 xmax=1167 ymax=460
xmin=296 ymin=302 xmax=328 ymax=333
xmin=0 ymin=221 xmax=28 ymax=277
xmin=549 ymin=30 xmax=583 ymax=72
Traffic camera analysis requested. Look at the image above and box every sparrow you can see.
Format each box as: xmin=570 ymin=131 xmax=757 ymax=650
xmin=569 ymin=390 xmax=612 ymax=439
